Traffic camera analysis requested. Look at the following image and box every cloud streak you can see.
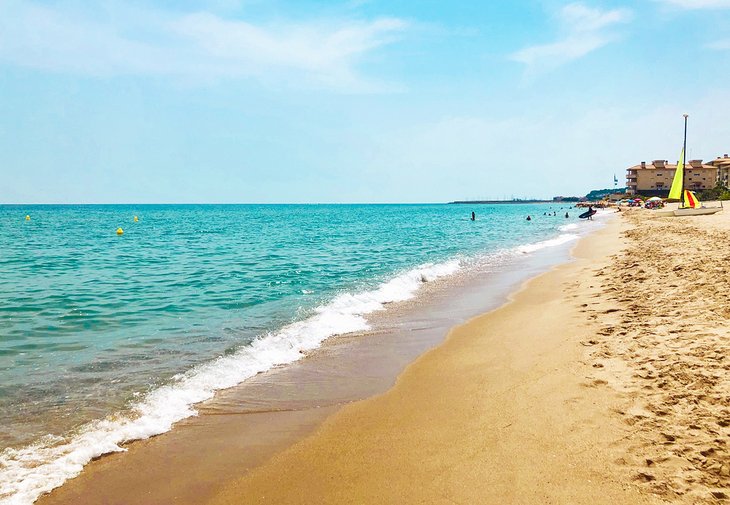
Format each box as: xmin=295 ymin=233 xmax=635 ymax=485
xmin=0 ymin=1 xmax=408 ymax=91
xmin=706 ymin=39 xmax=730 ymax=49
xmin=654 ymin=0 xmax=730 ymax=8
xmin=510 ymin=3 xmax=632 ymax=74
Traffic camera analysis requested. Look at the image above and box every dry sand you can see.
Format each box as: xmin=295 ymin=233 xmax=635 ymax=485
xmin=207 ymin=210 xmax=729 ymax=504
xmin=586 ymin=208 xmax=730 ymax=502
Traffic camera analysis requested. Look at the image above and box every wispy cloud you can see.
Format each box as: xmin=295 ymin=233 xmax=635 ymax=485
xmin=707 ymin=39 xmax=730 ymax=49
xmin=510 ymin=3 xmax=632 ymax=74
xmin=0 ymin=1 xmax=408 ymax=91
xmin=654 ymin=0 xmax=730 ymax=8
xmin=171 ymin=13 xmax=406 ymax=88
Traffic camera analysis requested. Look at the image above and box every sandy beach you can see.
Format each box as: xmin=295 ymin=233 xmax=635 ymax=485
xmin=5 ymin=3 xmax=730 ymax=502
xmin=36 ymin=209 xmax=730 ymax=504
xmin=206 ymin=209 xmax=728 ymax=504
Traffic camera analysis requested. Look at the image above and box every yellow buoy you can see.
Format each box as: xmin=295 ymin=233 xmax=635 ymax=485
xmin=133 ymin=216 xmax=139 ymax=222
xmin=25 ymin=215 xmax=30 ymax=221
xmin=116 ymin=227 xmax=124 ymax=235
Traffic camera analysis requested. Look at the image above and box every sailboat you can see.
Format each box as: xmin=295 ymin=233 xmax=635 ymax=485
xmin=667 ymin=114 xmax=722 ymax=217
xmin=673 ymin=190 xmax=722 ymax=216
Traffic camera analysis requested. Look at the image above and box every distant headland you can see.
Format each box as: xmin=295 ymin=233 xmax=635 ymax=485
xmin=449 ymin=199 xmax=553 ymax=204
xmin=449 ymin=188 xmax=626 ymax=205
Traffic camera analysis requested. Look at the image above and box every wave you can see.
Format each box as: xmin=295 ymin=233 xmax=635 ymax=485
xmin=516 ymin=233 xmax=579 ymax=254
xmin=0 ymin=260 xmax=460 ymax=505
xmin=0 ymin=225 xmax=590 ymax=505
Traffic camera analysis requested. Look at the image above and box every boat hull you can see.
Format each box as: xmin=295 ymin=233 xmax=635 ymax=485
xmin=673 ymin=207 xmax=722 ymax=216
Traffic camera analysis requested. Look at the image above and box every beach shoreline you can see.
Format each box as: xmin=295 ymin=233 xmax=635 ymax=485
xmin=32 ymin=211 xmax=592 ymax=505
xmin=33 ymin=208 xmax=729 ymax=505
xmin=205 ymin=209 xmax=729 ymax=505
xmin=202 ymin=213 xmax=651 ymax=505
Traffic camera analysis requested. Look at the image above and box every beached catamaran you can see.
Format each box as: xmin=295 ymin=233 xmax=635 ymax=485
xmin=667 ymin=114 xmax=722 ymax=216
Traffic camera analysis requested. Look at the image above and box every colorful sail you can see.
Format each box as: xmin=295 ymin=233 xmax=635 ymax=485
xmin=668 ymin=149 xmax=684 ymax=200
xmin=683 ymin=190 xmax=700 ymax=208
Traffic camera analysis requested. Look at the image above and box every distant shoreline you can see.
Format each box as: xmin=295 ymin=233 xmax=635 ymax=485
xmin=449 ymin=199 xmax=559 ymax=204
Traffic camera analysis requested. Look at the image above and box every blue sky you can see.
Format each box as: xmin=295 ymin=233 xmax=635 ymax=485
xmin=1 ymin=0 xmax=729 ymax=203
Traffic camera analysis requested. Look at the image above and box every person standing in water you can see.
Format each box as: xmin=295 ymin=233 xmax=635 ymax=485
xmin=471 ymin=211 xmax=475 ymax=221
xmin=526 ymin=215 xmax=532 ymax=221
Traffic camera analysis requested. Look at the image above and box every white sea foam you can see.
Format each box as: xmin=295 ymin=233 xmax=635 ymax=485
xmin=558 ymin=223 xmax=579 ymax=232
xmin=0 ymin=259 xmax=461 ymax=505
xmin=515 ymin=233 xmax=579 ymax=254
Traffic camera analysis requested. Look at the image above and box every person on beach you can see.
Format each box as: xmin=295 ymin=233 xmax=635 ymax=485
xmin=588 ymin=206 xmax=594 ymax=220
xmin=471 ymin=211 xmax=475 ymax=221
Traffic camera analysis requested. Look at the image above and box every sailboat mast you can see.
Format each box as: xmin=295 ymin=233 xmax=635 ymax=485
xmin=682 ymin=114 xmax=688 ymax=205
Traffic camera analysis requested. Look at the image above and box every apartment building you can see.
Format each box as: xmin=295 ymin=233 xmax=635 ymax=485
xmin=626 ymin=159 xmax=717 ymax=196
xmin=707 ymin=154 xmax=730 ymax=187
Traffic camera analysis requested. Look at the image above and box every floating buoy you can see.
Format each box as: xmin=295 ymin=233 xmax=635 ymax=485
xmin=133 ymin=216 xmax=139 ymax=222
xmin=25 ymin=215 xmax=30 ymax=221
xmin=116 ymin=227 xmax=124 ymax=235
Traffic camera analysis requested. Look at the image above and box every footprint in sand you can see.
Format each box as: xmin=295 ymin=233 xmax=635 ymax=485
xmin=581 ymin=379 xmax=608 ymax=388
xmin=635 ymin=472 xmax=656 ymax=482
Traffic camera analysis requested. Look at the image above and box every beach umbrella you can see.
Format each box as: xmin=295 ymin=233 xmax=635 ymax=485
xmin=646 ymin=197 xmax=663 ymax=202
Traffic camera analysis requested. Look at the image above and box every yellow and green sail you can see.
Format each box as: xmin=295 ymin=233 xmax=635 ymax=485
xmin=668 ymin=148 xmax=684 ymax=200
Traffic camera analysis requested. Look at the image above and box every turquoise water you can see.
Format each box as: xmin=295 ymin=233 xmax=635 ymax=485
xmin=0 ymin=203 xmax=584 ymax=503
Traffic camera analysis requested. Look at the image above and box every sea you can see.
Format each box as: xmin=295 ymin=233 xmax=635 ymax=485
xmin=0 ymin=203 xmax=602 ymax=504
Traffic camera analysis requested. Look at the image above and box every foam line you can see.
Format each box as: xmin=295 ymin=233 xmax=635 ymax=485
xmin=0 ymin=260 xmax=460 ymax=505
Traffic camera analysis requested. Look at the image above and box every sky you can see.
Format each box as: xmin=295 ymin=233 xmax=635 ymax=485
xmin=1 ymin=0 xmax=729 ymax=203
